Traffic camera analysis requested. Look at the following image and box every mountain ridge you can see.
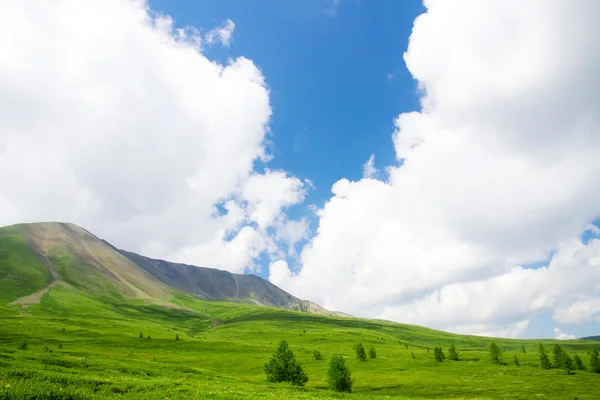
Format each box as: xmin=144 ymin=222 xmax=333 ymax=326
xmin=0 ymin=221 xmax=346 ymax=317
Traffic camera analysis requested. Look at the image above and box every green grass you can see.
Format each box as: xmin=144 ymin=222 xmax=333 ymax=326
xmin=0 ymin=234 xmax=51 ymax=303
xmin=0 ymin=285 xmax=598 ymax=400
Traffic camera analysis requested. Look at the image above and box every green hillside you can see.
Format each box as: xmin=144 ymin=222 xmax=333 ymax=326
xmin=0 ymin=223 xmax=598 ymax=399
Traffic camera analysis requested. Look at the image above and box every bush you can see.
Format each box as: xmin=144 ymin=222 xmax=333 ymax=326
xmin=139 ymin=332 xmax=143 ymax=339
xmin=313 ymin=350 xmax=322 ymax=360
xmin=175 ymin=333 xmax=179 ymax=341
xmin=43 ymin=345 xmax=53 ymax=353
xmin=513 ymin=355 xmax=520 ymax=366
xmin=368 ymin=345 xmax=376 ymax=359
xmin=326 ymin=354 xmax=353 ymax=392
xmin=16 ymin=341 xmax=28 ymax=350
xmin=58 ymin=343 xmax=63 ymax=349
xmin=434 ymin=346 xmax=445 ymax=362
xmin=354 ymin=343 xmax=367 ymax=361
xmin=448 ymin=343 xmax=459 ymax=361
xmin=411 ymin=351 xmax=415 ymax=359
xmin=489 ymin=342 xmax=502 ymax=364
xmin=264 ymin=340 xmax=308 ymax=386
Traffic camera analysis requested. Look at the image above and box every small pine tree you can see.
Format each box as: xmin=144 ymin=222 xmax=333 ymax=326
xmin=354 ymin=343 xmax=367 ymax=361
xmin=58 ymin=343 xmax=63 ymax=350
xmin=147 ymin=335 xmax=151 ymax=339
xmin=411 ymin=351 xmax=415 ymax=359
xmin=426 ymin=346 xmax=430 ymax=353
xmin=140 ymin=332 xmax=144 ymax=338
xmin=573 ymin=354 xmax=586 ymax=371
xmin=43 ymin=345 xmax=52 ymax=353
xmin=434 ymin=346 xmax=445 ymax=362
xmin=513 ymin=355 xmax=520 ymax=366
xmin=368 ymin=345 xmax=377 ymax=359
xmin=404 ymin=343 xmax=409 ymax=349
xmin=313 ymin=350 xmax=322 ymax=360
xmin=326 ymin=354 xmax=353 ymax=392
xmin=539 ymin=344 xmax=552 ymax=370
xmin=489 ymin=342 xmax=502 ymax=364
xmin=562 ymin=352 xmax=574 ymax=374
xmin=589 ymin=346 xmax=600 ymax=373
xmin=175 ymin=333 xmax=179 ymax=341
xmin=16 ymin=341 xmax=27 ymax=350
xmin=553 ymin=344 xmax=564 ymax=369
xmin=521 ymin=344 xmax=526 ymax=353
xmin=264 ymin=340 xmax=308 ymax=386
xmin=448 ymin=343 xmax=459 ymax=361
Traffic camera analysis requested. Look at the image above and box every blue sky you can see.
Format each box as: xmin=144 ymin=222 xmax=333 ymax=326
xmin=149 ymin=0 xmax=422 ymax=208
xmin=3 ymin=0 xmax=599 ymax=339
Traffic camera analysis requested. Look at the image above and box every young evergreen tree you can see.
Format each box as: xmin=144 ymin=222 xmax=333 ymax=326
xmin=368 ymin=345 xmax=377 ymax=359
xmin=411 ymin=351 xmax=415 ymax=359
xmin=573 ymin=354 xmax=586 ymax=371
xmin=175 ymin=333 xmax=179 ymax=341
xmin=264 ymin=340 xmax=309 ymax=386
xmin=562 ymin=352 xmax=575 ymax=374
xmin=489 ymin=342 xmax=502 ymax=364
xmin=513 ymin=355 xmax=520 ymax=366
xmin=521 ymin=344 xmax=526 ymax=353
xmin=139 ymin=332 xmax=143 ymax=339
xmin=58 ymin=343 xmax=63 ymax=350
xmin=313 ymin=350 xmax=322 ymax=360
xmin=354 ymin=343 xmax=367 ymax=361
xmin=448 ymin=343 xmax=459 ymax=361
xmin=553 ymin=344 xmax=564 ymax=369
xmin=539 ymin=344 xmax=552 ymax=370
xmin=589 ymin=346 xmax=600 ymax=373
xmin=434 ymin=346 xmax=445 ymax=362
xmin=326 ymin=354 xmax=353 ymax=392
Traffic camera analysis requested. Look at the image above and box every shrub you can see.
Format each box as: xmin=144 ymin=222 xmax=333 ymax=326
xmin=489 ymin=342 xmax=502 ymax=364
xmin=448 ymin=343 xmax=459 ymax=361
xmin=43 ymin=345 xmax=53 ymax=353
xmin=264 ymin=340 xmax=308 ymax=386
xmin=434 ymin=346 xmax=445 ymax=362
xmin=354 ymin=343 xmax=367 ymax=361
xmin=411 ymin=351 xmax=415 ymax=359
xmin=58 ymin=343 xmax=63 ymax=349
xmin=313 ymin=350 xmax=322 ymax=360
xmin=175 ymin=333 xmax=179 ymax=341
xmin=368 ymin=345 xmax=376 ymax=359
xmin=139 ymin=332 xmax=143 ymax=339
xmin=16 ymin=341 xmax=27 ymax=350
xmin=513 ymin=355 xmax=520 ymax=366
xmin=539 ymin=344 xmax=552 ymax=370
xmin=326 ymin=354 xmax=353 ymax=392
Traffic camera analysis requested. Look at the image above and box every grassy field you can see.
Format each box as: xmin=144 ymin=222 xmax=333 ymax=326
xmin=0 ymin=284 xmax=598 ymax=400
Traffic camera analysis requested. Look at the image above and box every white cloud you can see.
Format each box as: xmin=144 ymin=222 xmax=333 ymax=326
xmin=362 ymin=155 xmax=378 ymax=178
xmin=272 ymin=0 xmax=600 ymax=337
xmin=553 ymin=328 xmax=576 ymax=340
xmin=0 ymin=0 xmax=302 ymax=273
xmin=205 ymin=19 xmax=235 ymax=47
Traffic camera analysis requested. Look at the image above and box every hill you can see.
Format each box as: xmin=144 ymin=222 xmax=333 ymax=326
xmin=0 ymin=222 xmax=599 ymax=400
xmin=0 ymin=222 xmax=343 ymax=316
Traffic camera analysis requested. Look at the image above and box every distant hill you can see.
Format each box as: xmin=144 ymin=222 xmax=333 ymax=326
xmin=0 ymin=222 xmax=346 ymax=317
xmin=580 ymin=335 xmax=600 ymax=341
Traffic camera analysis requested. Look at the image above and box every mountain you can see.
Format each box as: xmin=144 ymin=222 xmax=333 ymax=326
xmin=0 ymin=222 xmax=345 ymax=316
xmin=580 ymin=335 xmax=600 ymax=341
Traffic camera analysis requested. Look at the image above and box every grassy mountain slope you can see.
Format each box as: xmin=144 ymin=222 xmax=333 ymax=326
xmin=0 ymin=222 xmax=599 ymax=399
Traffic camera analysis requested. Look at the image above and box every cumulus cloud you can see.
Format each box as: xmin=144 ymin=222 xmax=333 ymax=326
xmin=553 ymin=328 xmax=576 ymax=340
xmin=271 ymin=0 xmax=600 ymax=337
xmin=0 ymin=0 xmax=303 ymax=273
xmin=205 ymin=19 xmax=235 ymax=47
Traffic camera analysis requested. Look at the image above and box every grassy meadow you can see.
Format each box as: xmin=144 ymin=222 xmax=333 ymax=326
xmin=0 ymin=285 xmax=598 ymax=400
